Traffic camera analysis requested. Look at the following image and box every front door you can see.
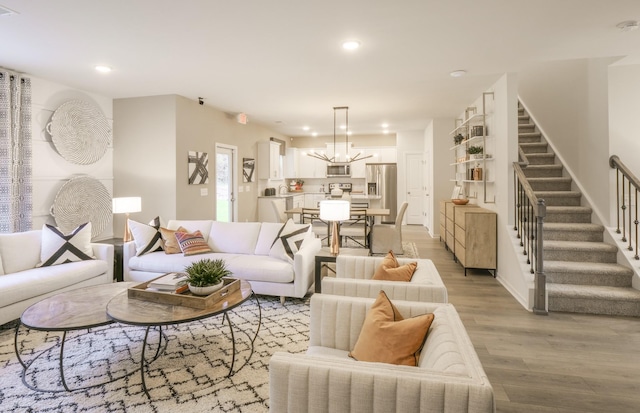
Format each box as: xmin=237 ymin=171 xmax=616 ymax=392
xmin=215 ymin=144 xmax=237 ymax=222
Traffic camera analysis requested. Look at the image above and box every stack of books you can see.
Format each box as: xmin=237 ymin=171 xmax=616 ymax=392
xmin=147 ymin=272 xmax=188 ymax=292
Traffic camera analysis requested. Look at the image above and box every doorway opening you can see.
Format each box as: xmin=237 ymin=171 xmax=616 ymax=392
xmin=215 ymin=144 xmax=238 ymax=222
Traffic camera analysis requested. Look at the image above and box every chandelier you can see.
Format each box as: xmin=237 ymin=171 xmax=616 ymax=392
xmin=307 ymin=106 xmax=372 ymax=163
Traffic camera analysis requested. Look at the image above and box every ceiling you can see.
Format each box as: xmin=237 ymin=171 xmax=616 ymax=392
xmin=1 ymin=0 xmax=639 ymax=137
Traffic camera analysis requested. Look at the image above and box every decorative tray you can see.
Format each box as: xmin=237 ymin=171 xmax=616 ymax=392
xmin=128 ymin=276 xmax=240 ymax=309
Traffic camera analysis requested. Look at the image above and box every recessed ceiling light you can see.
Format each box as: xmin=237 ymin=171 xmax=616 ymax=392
xmin=450 ymin=70 xmax=467 ymax=78
xmin=381 ymin=123 xmax=389 ymax=128
xmin=302 ymin=126 xmax=310 ymax=131
xmin=95 ymin=65 xmax=112 ymax=73
xmin=383 ymin=130 xmax=390 ymax=135
xmin=617 ymin=20 xmax=639 ymax=32
xmin=347 ymin=131 xmax=352 ymax=136
xmin=312 ymin=132 xmax=318 ymax=137
xmin=342 ymin=40 xmax=361 ymax=51
xmin=340 ymin=125 xmax=347 ymax=130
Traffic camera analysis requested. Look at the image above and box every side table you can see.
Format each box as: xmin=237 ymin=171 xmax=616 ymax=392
xmin=99 ymin=238 xmax=125 ymax=282
xmin=314 ymin=247 xmax=370 ymax=293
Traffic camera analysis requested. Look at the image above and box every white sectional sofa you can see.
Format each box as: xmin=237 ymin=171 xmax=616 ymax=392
xmin=322 ymin=255 xmax=448 ymax=302
xmin=0 ymin=229 xmax=114 ymax=325
xmin=123 ymin=220 xmax=321 ymax=303
xmin=270 ymin=294 xmax=495 ymax=413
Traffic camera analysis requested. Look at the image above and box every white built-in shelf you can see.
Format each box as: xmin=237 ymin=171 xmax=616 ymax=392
xmin=450 ymin=114 xmax=491 ymax=134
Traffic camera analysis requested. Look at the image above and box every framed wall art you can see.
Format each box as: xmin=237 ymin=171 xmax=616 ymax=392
xmin=188 ymin=151 xmax=209 ymax=185
xmin=243 ymin=158 xmax=255 ymax=183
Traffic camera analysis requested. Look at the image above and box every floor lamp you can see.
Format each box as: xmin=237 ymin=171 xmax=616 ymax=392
xmin=319 ymin=200 xmax=350 ymax=255
xmin=112 ymin=197 xmax=142 ymax=242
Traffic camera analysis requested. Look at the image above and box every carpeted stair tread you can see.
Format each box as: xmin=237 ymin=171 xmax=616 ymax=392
xmin=544 ymin=240 xmax=618 ymax=253
xmin=519 ymin=132 xmax=541 ymax=139
xmin=520 ymin=142 xmax=548 ymax=153
xmin=543 ymin=222 xmax=604 ymax=241
xmin=545 ymin=260 xmax=633 ymax=287
xmin=523 ymin=168 xmax=563 ymax=178
xmin=543 ymin=222 xmax=604 ymax=232
xmin=545 ymin=260 xmax=633 ymax=276
xmin=548 ymin=283 xmax=640 ymax=301
xmin=546 ymin=205 xmax=592 ymax=214
xmin=523 ymin=153 xmax=555 ymax=165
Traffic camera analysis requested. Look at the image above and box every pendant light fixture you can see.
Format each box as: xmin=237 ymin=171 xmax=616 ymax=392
xmin=307 ymin=106 xmax=372 ymax=163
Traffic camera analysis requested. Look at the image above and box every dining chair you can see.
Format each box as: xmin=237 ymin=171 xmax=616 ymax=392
xmin=339 ymin=208 xmax=370 ymax=248
xmin=301 ymin=207 xmax=330 ymax=246
xmin=369 ymin=202 xmax=408 ymax=254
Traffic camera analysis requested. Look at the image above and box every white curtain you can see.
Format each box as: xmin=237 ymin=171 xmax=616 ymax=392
xmin=0 ymin=71 xmax=32 ymax=233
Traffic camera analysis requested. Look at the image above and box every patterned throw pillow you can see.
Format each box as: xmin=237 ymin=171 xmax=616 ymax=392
xmin=37 ymin=222 xmax=95 ymax=267
xmin=159 ymin=226 xmax=188 ymax=254
xmin=269 ymin=219 xmax=311 ymax=263
xmin=129 ymin=216 xmax=164 ymax=256
xmin=174 ymin=230 xmax=213 ymax=256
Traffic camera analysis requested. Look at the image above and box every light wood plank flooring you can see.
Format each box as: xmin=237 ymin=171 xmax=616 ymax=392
xmin=404 ymin=225 xmax=640 ymax=413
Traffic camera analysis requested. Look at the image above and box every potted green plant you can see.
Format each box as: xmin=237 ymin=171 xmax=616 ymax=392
xmin=184 ymin=258 xmax=232 ymax=296
xmin=453 ymin=133 xmax=464 ymax=145
xmin=467 ymin=145 xmax=484 ymax=160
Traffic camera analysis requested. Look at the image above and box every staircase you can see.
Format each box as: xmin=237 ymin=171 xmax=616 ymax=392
xmin=518 ymin=103 xmax=640 ymax=317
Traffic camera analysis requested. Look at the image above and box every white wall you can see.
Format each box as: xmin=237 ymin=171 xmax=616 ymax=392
xmin=426 ymin=118 xmax=455 ymax=238
xmin=518 ymin=58 xmax=617 ymax=225
xmin=30 ymin=76 xmax=113 ymax=239
xmin=608 ymin=64 xmax=640 ymax=224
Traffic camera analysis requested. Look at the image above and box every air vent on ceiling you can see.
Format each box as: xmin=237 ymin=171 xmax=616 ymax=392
xmin=0 ymin=4 xmax=17 ymax=17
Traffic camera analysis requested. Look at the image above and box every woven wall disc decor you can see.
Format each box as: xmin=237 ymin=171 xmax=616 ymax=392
xmin=51 ymin=175 xmax=112 ymax=239
xmin=46 ymin=100 xmax=111 ymax=165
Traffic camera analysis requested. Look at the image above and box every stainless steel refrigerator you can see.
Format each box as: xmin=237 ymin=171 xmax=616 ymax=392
xmin=365 ymin=163 xmax=397 ymax=224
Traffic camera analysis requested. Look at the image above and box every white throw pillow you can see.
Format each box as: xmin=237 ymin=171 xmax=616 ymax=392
xmin=37 ymin=222 xmax=95 ymax=267
xmin=128 ymin=216 xmax=164 ymax=256
xmin=269 ymin=219 xmax=311 ymax=263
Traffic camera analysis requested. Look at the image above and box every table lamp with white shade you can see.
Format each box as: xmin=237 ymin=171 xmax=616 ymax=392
xmin=112 ymin=197 xmax=141 ymax=242
xmin=319 ymin=199 xmax=350 ymax=255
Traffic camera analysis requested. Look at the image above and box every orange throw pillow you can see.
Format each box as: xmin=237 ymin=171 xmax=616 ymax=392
xmin=372 ymin=250 xmax=417 ymax=282
xmin=349 ymin=291 xmax=434 ymax=366
xmin=159 ymin=226 xmax=188 ymax=254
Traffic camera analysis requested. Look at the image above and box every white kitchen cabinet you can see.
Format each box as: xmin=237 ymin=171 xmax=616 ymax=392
xmin=258 ymin=141 xmax=283 ymax=180
xmin=298 ymin=148 xmax=326 ymax=178
xmin=284 ymin=148 xmax=298 ymax=178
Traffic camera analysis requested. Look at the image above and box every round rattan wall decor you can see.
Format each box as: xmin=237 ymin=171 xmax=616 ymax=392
xmin=51 ymin=175 xmax=111 ymax=239
xmin=47 ymin=100 xmax=111 ymax=165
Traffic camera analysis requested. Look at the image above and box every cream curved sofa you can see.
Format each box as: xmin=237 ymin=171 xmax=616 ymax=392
xmin=270 ymin=294 xmax=495 ymax=413
xmin=321 ymin=255 xmax=448 ymax=302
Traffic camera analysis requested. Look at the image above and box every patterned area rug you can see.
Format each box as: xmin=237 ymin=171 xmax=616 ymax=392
xmin=0 ymin=295 xmax=310 ymax=412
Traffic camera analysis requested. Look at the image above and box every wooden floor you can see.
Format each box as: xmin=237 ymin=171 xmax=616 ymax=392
xmin=404 ymin=225 xmax=640 ymax=413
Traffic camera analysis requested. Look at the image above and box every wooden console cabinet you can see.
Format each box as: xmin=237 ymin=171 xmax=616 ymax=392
xmin=454 ymin=207 xmax=497 ymax=276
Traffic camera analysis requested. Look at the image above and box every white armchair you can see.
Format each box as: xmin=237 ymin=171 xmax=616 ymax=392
xmin=269 ymin=294 xmax=495 ymax=413
xmin=322 ymin=255 xmax=448 ymax=302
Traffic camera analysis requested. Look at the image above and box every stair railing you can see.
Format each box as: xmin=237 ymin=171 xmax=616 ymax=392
xmin=609 ymin=155 xmax=640 ymax=261
xmin=513 ymin=162 xmax=548 ymax=315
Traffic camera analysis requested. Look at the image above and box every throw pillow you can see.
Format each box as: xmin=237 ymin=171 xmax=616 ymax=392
xmin=37 ymin=222 xmax=95 ymax=267
xmin=349 ymin=291 xmax=434 ymax=366
xmin=372 ymin=250 xmax=418 ymax=282
xmin=159 ymin=226 xmax=188 ymax=254
xmin=269 ymin=219 xmax=310 ymax=263
xmin=129 ymin=216 xmax=164 ymax=256
xmin=174 ymin=230 xmax=213 ymax=256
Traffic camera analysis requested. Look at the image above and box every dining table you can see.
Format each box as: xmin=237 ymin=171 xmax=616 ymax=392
xmin=284 ymin=207 xmax=390 ymax=224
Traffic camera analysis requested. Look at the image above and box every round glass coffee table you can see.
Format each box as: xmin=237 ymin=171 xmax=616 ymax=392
xmin=15 ymin=282 xmax=138 ymax=392
xmin=106 ymin=279 xmax=260 ymax=398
